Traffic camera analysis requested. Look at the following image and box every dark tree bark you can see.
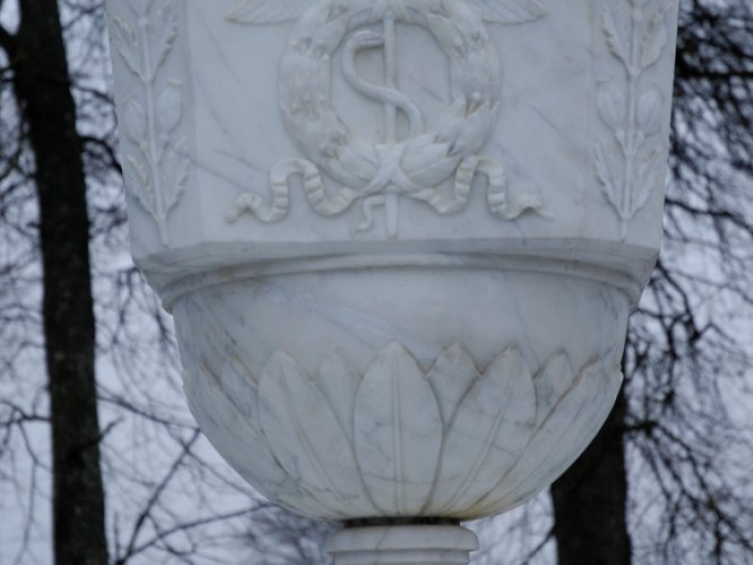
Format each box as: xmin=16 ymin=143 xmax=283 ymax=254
xmin=1 ymin=1 xmax=108 ymax=563
xmin=551 ymin=384 xmax=631 ymax=565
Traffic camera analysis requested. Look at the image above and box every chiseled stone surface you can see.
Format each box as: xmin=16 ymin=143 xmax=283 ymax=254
xmin=105 ymin=0 xmax=681 ymax=556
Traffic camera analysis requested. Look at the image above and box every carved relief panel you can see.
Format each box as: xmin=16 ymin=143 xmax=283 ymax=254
xmin=223 ymin=0 xmax=550 ymax=238
xmin=110 ymin=0 xmax=190 ymax=245
xmin=108 ymin=0 xmax=679 ymax=264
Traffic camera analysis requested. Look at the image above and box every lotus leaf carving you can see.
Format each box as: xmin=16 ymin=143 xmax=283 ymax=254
xmin=183 ymin=342 xmax=621 ymax=520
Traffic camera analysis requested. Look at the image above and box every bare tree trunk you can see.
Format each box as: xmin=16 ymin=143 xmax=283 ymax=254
xmin=550 ymin=382 xmax=631 ymax=565
xmin=4 ymin=1 xmax=108 ymax=563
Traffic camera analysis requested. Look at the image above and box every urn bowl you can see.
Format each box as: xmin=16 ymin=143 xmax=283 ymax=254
xmin=173 ymin=262 xmax=628 ymax=520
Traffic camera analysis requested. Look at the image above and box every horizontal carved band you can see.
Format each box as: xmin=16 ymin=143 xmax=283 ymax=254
xmin=155 ymin=247 xmax=645 ymax=310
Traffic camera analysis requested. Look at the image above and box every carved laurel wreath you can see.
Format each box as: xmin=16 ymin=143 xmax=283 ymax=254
xmin=225 ymin=0 xmax=550 ymax=234
xmin=276 ymin=0 xmax=502 ymax=214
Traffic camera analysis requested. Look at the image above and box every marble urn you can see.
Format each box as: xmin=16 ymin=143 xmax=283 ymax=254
xmin=106 ymin=0 xmax=680 ymax=562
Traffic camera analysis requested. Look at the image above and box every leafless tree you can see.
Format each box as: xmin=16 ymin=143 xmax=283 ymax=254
xmin=552 ymin=1 xmax=753 ymax=564
xmin=0 ymin=1 xmax=263 ymax=564
xmin=1 ymin=1 xmax=752 ymax=565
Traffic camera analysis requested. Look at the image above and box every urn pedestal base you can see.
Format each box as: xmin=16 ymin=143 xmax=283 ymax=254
xmin=326 ymin=525 xmax=478 ymax=565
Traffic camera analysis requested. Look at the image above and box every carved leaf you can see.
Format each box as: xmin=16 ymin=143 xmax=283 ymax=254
xmin=259 ymin=351 xmax=367 ymax=516
xmin=427 ymin=13 xmax=465 ymax=57
xmin=182 ymin=367 xmax=313 ymax=514
xmin=157 ymin=81 xmax=183 ymax=134
xmin=470 ymin=353 xmax=575 ymax=511
xmin=124 ymin=98 xmax=147 ymax=144
xmin=408 ymin=157 xmax=459 ymax=188
xmin=112 ymin=17 xmax=142 ymax=77
xmin=429 ymin=347 xmax=536 ymax=513
xmin=599 ymin=1 xmax=629 ymax=65
xmin=312 ymin=349 xmax=362 ymax=443
xmin=634 ymin=147 xmax=663 ymax=213
xmin=226 ymin=0 xmax=308 ymax=24
xmin=468 ymin=358 xmax=621 ymax=516
xmin=468 ymin=0 xmax=549 ymax=24
xmin=637 ymin=87 xmax=663 ymax=135
xmin=112 ymin=15 xmax=136 ymax=45
xmin=126 ymin=155 xmax=153 ymax=211
xmin=594 ymin=141 xmax=617 ymax=206
xmin=154 ymin=1 xmax=179 ymax=74
xmin=531 ymin=353 xmax=572 ymax=419
xmin=524 ymin=361 xmax=622 ymax=497
xmin=126 ymin=154 xmax=149 ymax=188
xmin=354 ymin=343 xmax=442 ymax=515
xmin=427 ymin=344 xmax=480 ymax=426
xmin=640 ymin=9 xmax=669 ymax=70
xmin=597 ymin=79 xmax=626 ymax=131
xmin=162 ymin=141 xmax=190 ymax=215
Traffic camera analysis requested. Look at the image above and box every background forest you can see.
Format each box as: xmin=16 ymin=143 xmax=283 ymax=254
xmin=1 ymin=0 xmax=752 ymax=564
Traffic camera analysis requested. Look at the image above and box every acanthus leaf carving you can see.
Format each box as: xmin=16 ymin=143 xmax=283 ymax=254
xmin=224 ymin=0 xmax=549 ymax=238
xmin=595 ymin=0 xmax=671 ymax=239
xmin=111 ymin=0 xmax=190 ymax=246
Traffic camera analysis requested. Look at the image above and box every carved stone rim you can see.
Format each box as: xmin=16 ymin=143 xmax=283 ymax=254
xmin=153 ymin=248 xmax=646 ymax=310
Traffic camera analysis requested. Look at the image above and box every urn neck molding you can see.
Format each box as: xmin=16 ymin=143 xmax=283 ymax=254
xmin=137 ymin=238 xmax=657 ymax=310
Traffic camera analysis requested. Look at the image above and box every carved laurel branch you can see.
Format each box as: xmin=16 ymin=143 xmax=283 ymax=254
xmin=111 ymin=0 xmax=190 ymax=245
xmin=183 ymin=342 xmax=621 ymax=520
xmin=594 ymin=0 xmax=670 ymax=240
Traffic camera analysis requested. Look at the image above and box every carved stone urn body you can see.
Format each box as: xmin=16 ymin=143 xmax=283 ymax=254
xmin=106 ymin=0 xmax=680 ymax=562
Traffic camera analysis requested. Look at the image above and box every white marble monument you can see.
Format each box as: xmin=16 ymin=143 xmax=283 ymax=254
xmin=106 ymin=0 xmax=680 ymax=562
